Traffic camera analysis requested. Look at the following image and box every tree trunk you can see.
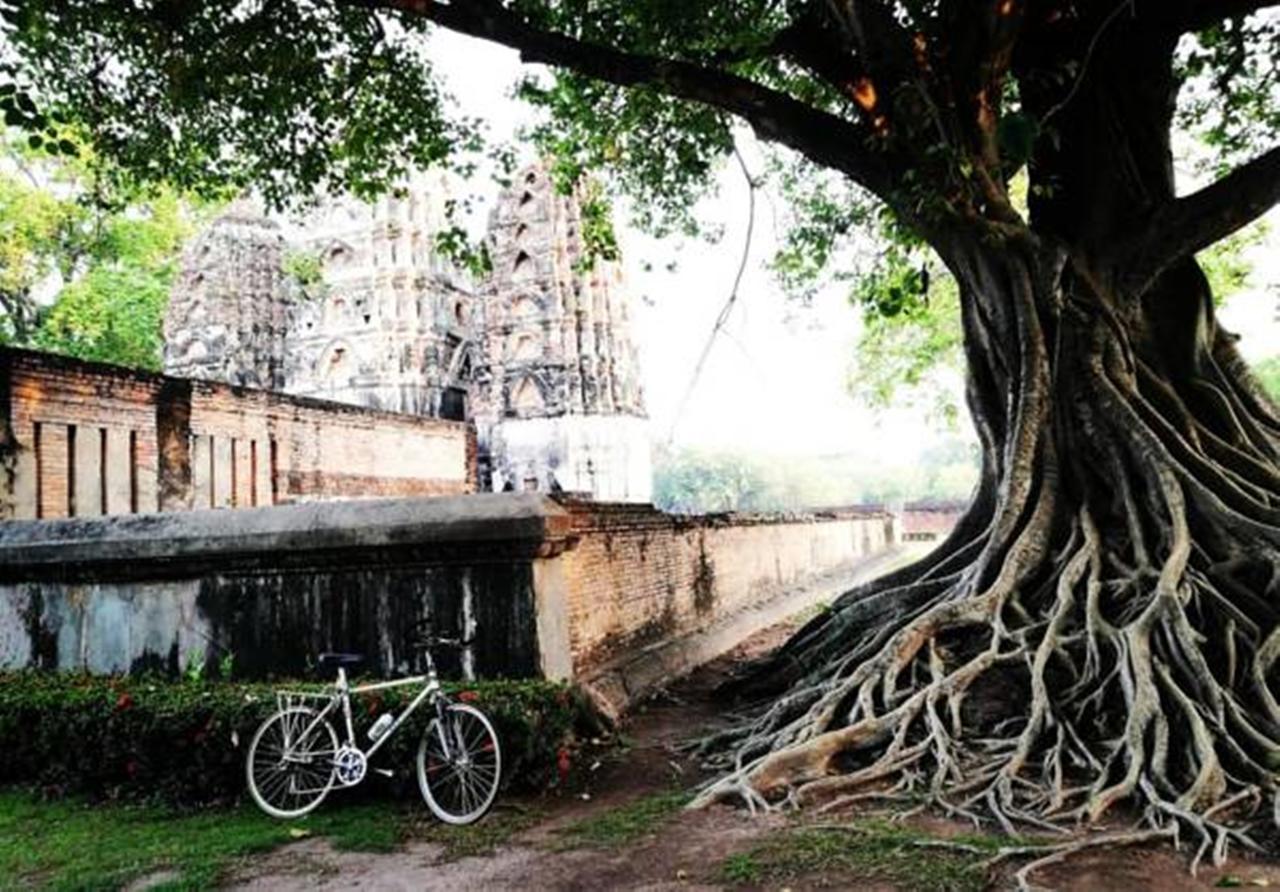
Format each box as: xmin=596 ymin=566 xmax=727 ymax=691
xmin=701 ymin=223 xmax=1280 ymax=861
xmin=695 ymin=8 xmax=1280 ymax=861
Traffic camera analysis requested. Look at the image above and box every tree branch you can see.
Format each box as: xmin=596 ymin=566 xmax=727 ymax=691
xmin=352 ymin=0 xmax=892 ymax=196
xmin=1121 ymin=144 xmax=1280 ymax=295
xmin=1183 ymin=0 xmax=1279 ymax=32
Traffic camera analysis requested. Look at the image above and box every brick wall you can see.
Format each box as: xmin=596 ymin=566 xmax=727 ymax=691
xmin=0 ymin=348 xmax=474 ymax=520
xmin=558 ymin=501 xmax=896 ymax=675
xmin=1 ymin=493 xmax=900 ymax=709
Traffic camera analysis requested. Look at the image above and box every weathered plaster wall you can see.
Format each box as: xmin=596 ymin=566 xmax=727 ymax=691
xmin=0 ymin=494 xmax=564 ymax=678
xmin=0 ymin=348 xmax=475 ymax=520
xmin=0 ymin=494 xmax=897 ymax=707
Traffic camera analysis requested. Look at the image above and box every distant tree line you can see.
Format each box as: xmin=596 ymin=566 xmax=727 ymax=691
xmin=652 ymin=437 xmax=980 ymax=514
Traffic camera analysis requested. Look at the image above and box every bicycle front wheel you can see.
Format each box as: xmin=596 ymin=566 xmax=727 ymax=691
xmin=246 ymin=706 xmax=338 ymax=819
xmin=416 ymin=703 xmax=501 ymax=825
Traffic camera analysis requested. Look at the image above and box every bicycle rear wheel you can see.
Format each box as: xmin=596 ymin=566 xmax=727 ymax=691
xmin=416 ymin=703 xmax=501 ymax=825
xmin=246 ymin=706 xmax=338 ymax=818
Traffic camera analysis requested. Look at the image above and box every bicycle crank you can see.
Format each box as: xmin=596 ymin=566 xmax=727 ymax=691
xmin=334 ymin=745 xmax=367 ymax=786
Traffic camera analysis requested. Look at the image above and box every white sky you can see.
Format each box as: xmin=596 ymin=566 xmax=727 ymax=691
xmin=426 ymin=29 xmax=1280 ymax=460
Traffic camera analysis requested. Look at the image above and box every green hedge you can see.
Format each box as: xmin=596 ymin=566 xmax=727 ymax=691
xmin=0 ymin=672 xmax=602 ymax=805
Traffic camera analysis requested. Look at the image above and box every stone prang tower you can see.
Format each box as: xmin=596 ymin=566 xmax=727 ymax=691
xmin=282 ymin=169 xmax=476 ymax=418
xmin=162 ymin=163 xmax=651 ymax=503
xmin=163 ymin=198 xmax=290 ymax=389
xmin=473 ymin=163 xmax=649 ymax=501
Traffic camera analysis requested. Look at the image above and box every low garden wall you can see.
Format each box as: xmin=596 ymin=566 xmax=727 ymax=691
xmin=0 ymin=493 xmax=898 ymax=711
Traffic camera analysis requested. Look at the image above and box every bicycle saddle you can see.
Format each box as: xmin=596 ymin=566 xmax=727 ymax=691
xmin=317 ymin=652 xmax=365 ymax=669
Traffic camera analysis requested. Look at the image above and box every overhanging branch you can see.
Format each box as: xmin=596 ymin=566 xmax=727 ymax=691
xmin=1183 ymin=0 xmax=1279 ymax=32
xmin=1121 ymin=144 xmax=1280 ymax=295
xmin=349 ymin=0 xmax=892 ymax=196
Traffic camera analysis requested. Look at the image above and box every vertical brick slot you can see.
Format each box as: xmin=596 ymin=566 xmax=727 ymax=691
xmin=208 ymin=434 xmax=217 ymax=508
xmin=250 ymin=440 xmax=259 ymax=506
xmin=33 ymin=421 xmax=43 ymax=519
xmin=99 ymin=428 xmax=109 ymax=514
xmin=129 ymin=430 xmax=139 ymax=514
xmin=229 ymin=436 xmax=238 ymax=507
xmin=270 ymin=438 xmax=279 ymax=505
xmin=66 ymin=424 xmax=77 ymax=517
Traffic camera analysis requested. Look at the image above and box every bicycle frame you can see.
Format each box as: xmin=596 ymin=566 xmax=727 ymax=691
xmin=277 ymin=654 xmax=456 ymax=767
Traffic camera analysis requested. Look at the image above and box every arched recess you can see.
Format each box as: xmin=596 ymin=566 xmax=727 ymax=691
xmin=449 ymin=344 xmax=475 ymax=382
xmin=512 ymin=250 xmax=535 ymax=281
xmin=326 ymin=298 xmax=348 ymax=327
xmin=510 ymin=295 xmax=539 ymax=320
xmin=510 ymin=332 xmax=541 ymax=361
xmin=510 ymin=377 xmax=544 ymax=414
xmin=318 ymin=340 xmax=355 ymax=382
xmin=323 ymin=239 xmax=354 ymax=270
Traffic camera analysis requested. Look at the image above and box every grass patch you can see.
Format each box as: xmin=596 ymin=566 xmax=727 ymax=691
xmin=555 ymin=789 xmax=689 ymax=848
xmin=0 ymin=788 xmax=423 ymax=890
xmin=718 ymin=820 xmax=1028 ymax=892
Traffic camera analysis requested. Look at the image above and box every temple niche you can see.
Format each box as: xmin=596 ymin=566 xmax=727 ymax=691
xmin=161 ymin=162 xmax=650 ymax=502
xmin=163 ymin=198 xmax=290 ymax=390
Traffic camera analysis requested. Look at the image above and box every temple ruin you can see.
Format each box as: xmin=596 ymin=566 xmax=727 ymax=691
xmin=0 ymin=163 xmax=910 ymax=712
xmin=162 ymin=162 xmax=651 ymax=503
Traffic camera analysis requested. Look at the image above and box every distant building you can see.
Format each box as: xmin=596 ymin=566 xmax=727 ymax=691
xmin=900 ymin=499 xmax=967 ymax=541
xmin=162 ymin=163 xmax=651 ymax=502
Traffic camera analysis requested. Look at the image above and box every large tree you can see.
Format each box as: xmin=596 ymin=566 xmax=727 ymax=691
xmin=4 ymin=0 xmax=1280 ymax=863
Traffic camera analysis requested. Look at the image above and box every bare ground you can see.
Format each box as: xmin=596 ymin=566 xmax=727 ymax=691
xmin=227 ymin=622 xmax=1280 ymax=891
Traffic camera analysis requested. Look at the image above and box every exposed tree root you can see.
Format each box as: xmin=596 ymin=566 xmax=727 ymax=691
xmin=692 ymin=242 xmax=1280 ymax=876
xmin=808 ymin=822 xmax=1176 ymax=892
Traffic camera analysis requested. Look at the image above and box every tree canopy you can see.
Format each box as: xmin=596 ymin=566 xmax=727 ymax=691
xmin=0 ymin=138 xmax=214 ymax=367
xmin=4 ymin=0 xmax=1280 ymax=872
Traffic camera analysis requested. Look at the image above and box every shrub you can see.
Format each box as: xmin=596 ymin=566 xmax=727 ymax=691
xmin=0 ymin=672 xmax=601 ymax=805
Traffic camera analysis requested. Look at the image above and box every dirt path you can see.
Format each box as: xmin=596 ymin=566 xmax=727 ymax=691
xmin=228 ymin=622 xmax=1280 ymax=891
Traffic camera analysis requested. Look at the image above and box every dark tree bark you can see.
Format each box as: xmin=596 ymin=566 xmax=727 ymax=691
xmin=378 ymin=0 xmax=1280 ymax=862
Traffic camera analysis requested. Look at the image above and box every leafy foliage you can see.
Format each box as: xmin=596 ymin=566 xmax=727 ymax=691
xmin=848 ymin=271 xmax=964 ymax=429
xmin=0 ymin=672 xmax=599 ymax=806
xmin=0 ymin=1 xmax=474 ymax=209
xmin=29 ymin=187 xmax=202 ymax=369
xmin=1253 ymin=355 xmax=1280 ymax=402
xmin=281 ymin=248 xmax=327 ymax=301
xmin=0 ymin=147 xmax=85 ymax=342
xmin=1197 ymin=220 xmax=1268 ymax=305
xmin=1177 ymin=12 xmax=1280 ymax=171
xmin=519 ymin=72 xmax=734 ymax=238
xmin=0 ymin=140 xmax=212 ymax=368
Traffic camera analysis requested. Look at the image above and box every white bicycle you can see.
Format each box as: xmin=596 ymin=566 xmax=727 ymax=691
xmin=245 ymin=629 xmax=501 ymax=824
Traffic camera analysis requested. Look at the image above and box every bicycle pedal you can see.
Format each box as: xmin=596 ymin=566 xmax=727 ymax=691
xmin=372 ymin=768 xmax=395 ymax=778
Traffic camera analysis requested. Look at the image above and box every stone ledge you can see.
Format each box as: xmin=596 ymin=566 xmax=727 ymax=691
xmin=0 ymin=492 xmax=573 ymax=580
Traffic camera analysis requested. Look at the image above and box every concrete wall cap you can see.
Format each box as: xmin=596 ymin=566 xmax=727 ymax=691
xmin=0 ymin=493 xmax=569 ymax=571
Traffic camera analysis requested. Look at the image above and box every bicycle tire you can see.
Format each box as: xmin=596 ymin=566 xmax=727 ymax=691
xmin=246 ymin=706 xmax=339 ymax=819
xmin=416 ymin=703 xmax=501 ymax=825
